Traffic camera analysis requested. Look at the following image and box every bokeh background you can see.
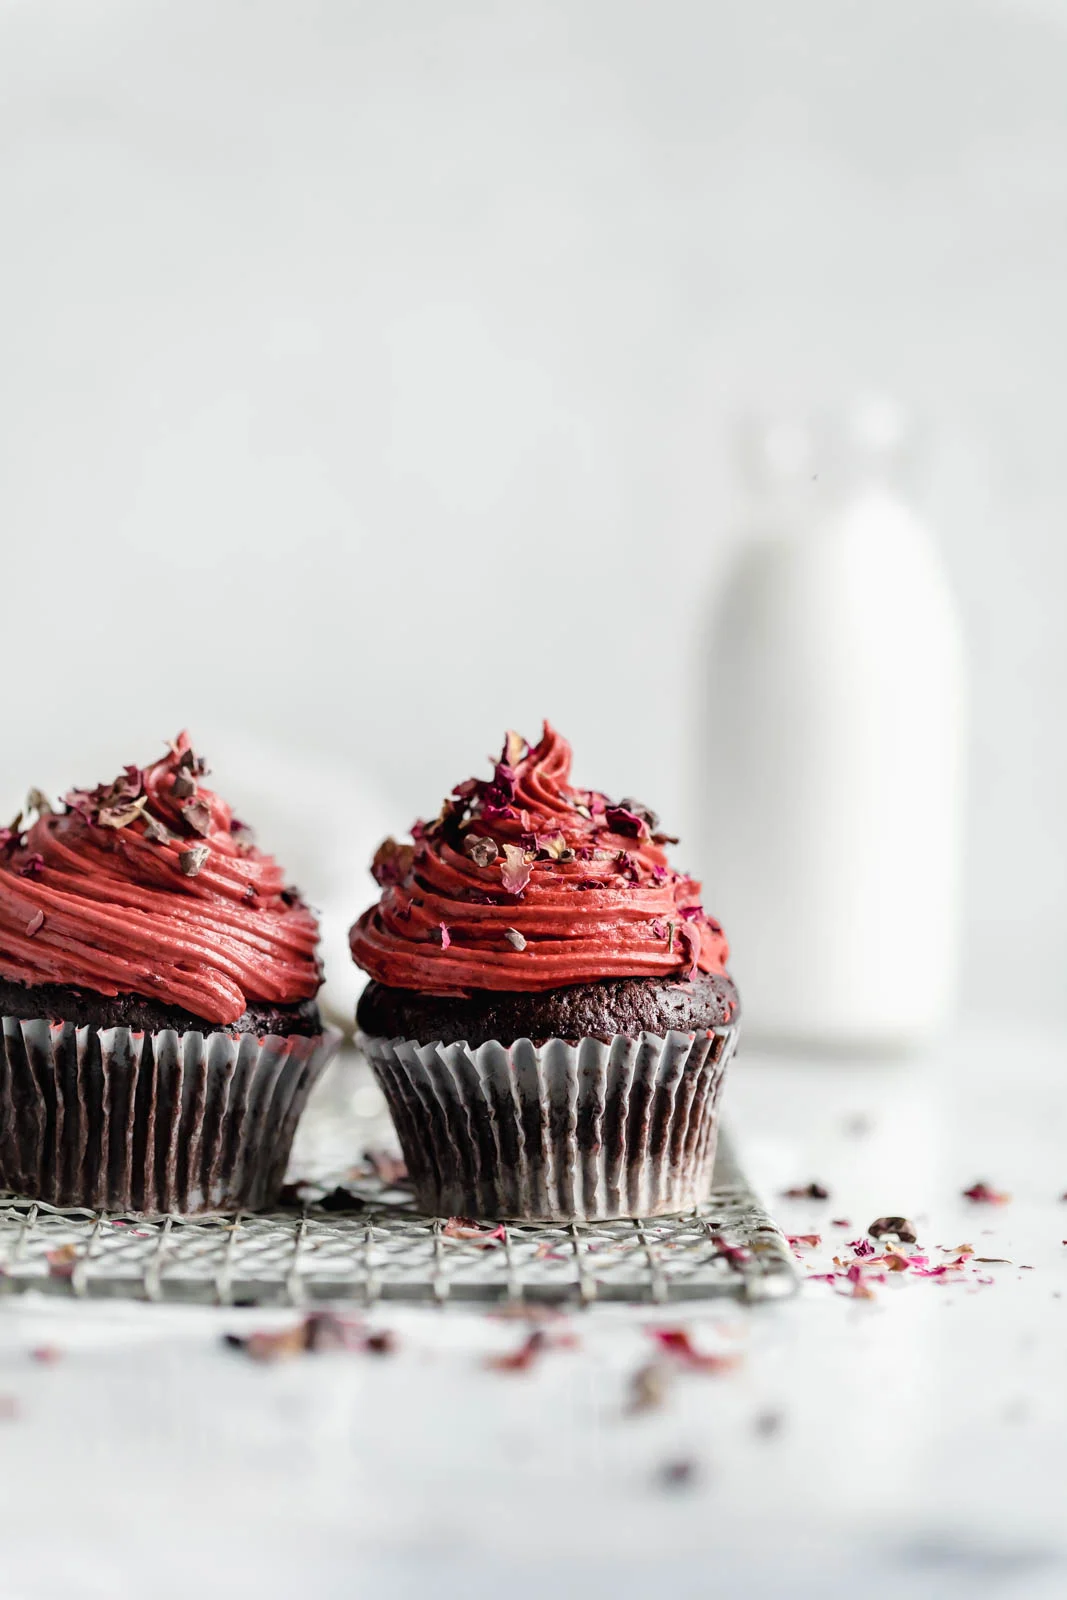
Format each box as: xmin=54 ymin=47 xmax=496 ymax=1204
xmin=1 ymin=0 xmax=1064 ymax=1022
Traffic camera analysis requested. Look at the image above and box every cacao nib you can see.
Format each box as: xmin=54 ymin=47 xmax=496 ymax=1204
xmin=868 ymin=1216 xmax=918 ymax=1243
xmin=463 ymin=834 xmax=499 ymax=868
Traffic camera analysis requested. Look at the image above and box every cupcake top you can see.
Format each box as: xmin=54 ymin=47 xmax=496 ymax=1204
xmin=349 ymin=723 xmax=730 ymax=997
xmin=0 ymin=733 xmax=321 ymax=1025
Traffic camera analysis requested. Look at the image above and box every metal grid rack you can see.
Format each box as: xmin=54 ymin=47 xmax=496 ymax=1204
xmin=0 ymin=1134 xmax=797 ymax=1308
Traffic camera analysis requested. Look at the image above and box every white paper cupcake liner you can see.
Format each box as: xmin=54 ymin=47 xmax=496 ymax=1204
xmin=359 ymin=1024 xmax=740 ymax=1221
xmin=0 ymin=1014 xmax=341 ymax=1213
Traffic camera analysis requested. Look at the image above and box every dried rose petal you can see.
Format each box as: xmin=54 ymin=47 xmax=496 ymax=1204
xmin=224 ymin=1327 xmax=305 ymax=1363
xmin=535 ymin=831 xmax=572 ymax=861
xmin=649 ymin=1328 xmax=741 ymax=1373
xmin=962 ymin=1181 xmax=1011 ymax=1204
xmin=502 ymin=730 xmax=526 ymax=767
xmin=782 ymin=1182 xmax=830 ymax=1201
xmin=371 ymin=837 xmax=415 ymax=887
xmin=225 ymin=1312 xmax=385 ymax=1361
xmin=500 ymin=844 xmax=533 ymax=896
xmin=657 ymin=1458 xmax=699 ymax=1489
xmin=707 ymin=1234 xmax=751 ymax=1268
xmin=303 ymin=1312 xmax=367 ymax=1353
xmin=614 ymin=850 xmax=640 ymax=883
xmin=604 ymin=805 xmax=650 ymax=840
xmin=849 ymin=1278 xmax=877 ymax=1300
xmin=25 ymin=909 xmax=45 ymax=937
xmin=488 ymin=1330 xmax=547 ymax=1372
xmin=618 ymin=797 xmax=661 ymax=831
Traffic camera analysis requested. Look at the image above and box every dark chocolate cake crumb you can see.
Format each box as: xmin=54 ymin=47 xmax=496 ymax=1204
xmin=356 ymin=970 xmax=739 ymax=1046
xmin=0 ymin=977 xmax=322 ymax=1038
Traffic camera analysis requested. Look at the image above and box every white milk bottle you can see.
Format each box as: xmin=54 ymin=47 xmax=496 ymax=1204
xmin=697 ymin=401 xmax=966 ymax=1051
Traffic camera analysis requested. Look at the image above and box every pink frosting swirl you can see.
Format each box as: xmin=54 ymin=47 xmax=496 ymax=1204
xmin=349 ymin=723 xmax=730 ymax=996
xmin=0 ymin=733 xmax=321 ymax=1025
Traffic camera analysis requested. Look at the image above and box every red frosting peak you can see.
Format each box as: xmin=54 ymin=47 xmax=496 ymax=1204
xmin=349 ymin=722 xmax=730 ymax=996
xmin=0 ymin=733 xmax=321 ymax=1025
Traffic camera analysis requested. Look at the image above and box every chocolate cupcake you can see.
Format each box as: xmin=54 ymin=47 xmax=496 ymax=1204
xmin=0 ymin=735 xmax=339 ymax=1213
xmin=350 ymin=724 xmax=740 ymax=1220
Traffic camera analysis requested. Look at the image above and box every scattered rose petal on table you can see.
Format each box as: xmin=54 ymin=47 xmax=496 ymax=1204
xmin=224 ymin=1313 xmax=393 ymax=1362
xmin=656 ymin=1457 xmax=700 ymax=1490
xmin=648 ymin=1327 xmax=742 ymax=1373
xmin=962 ymin=1181 xmax=1011 ymax=1204
xmin=487 ymin=1328 xmax=579 ymax=1372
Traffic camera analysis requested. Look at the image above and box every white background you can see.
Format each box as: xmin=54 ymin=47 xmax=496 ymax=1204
xmin=1 ymin=0 xmax=1065 ymax=1017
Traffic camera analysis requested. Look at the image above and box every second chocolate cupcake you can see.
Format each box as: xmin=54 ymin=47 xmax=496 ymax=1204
xmin=351 ymin=724 xmax=740 ymax=1220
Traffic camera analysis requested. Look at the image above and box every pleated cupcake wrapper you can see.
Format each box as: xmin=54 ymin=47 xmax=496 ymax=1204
xmin=0 ymin=1014 xmax=341 ymax=1214
xmin=360 ymin=1025 xmax=740 ymax=1222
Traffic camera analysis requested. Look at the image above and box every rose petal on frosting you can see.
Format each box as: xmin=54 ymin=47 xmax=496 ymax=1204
xmin=500 ymin=844 xmax=533 ymax=896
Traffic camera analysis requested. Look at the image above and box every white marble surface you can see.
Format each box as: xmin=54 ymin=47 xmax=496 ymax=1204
xmin=1 ymin=1025 xmax=1065 ymax=1600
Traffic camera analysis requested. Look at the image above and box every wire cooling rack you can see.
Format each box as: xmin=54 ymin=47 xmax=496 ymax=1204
xmin=0 ymin=1056 xmax=798 ymax=1308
